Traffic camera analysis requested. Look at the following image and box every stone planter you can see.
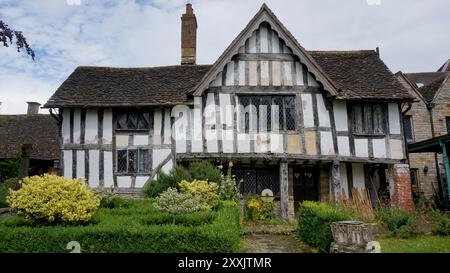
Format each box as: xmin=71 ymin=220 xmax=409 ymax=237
xmin=330 ymin=221 xmax=375 ymax=253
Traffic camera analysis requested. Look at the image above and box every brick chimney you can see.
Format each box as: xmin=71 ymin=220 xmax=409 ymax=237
xmin=26 ymin=102 xmax=40 ymax=115
xmin=181 ymin=3 xmax=197 ymax=65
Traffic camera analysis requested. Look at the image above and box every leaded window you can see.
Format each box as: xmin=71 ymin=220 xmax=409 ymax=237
xmin=402 ymin=115 xmax=414 ymax=141
xmin=232 ymin=167 xmax=280 ymax=196
xmin=352 ymin=103 xmax=385 ymax=135
xmin=116 ymin=149 xmax=149 ymax=173
xmin=116 ymin=110 xmax=150 ymax=130
xmin=239 ymin=95 xmax=296 ymax=133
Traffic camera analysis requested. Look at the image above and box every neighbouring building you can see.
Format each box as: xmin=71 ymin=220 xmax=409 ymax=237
xmin=396 ymin=62 xmax=450 ymax=206
xmin=44 ymin=4 xmax=415 ymax=218
xmin=0 ymin=102 xmax=59 ymax=181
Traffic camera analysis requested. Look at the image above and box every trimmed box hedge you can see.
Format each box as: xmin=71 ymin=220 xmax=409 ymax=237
xmin=0 ymin=199 xmax=241 ymax=253
xmin=297 ymin=201 xmax=352 ymax=252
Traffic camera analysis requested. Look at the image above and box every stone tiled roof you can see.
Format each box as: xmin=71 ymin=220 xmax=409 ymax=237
xmin=404 ymin=72 xmax=448 ymax=89
xmin=0 ymin=114 xmax=59 ymax=160
xmin=416 ymin=73 xmax=449 ymax=102
xmin=44 ymin=53 xmax=413 ymax=108
xmin=44 ymin=65 xmax=212 ymax=108
xmin=310 ymin=50 xmax=413 ymax=101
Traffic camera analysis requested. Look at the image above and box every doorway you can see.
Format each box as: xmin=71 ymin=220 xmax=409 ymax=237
xmin=293 ymin=167 xmax=319 ymax=212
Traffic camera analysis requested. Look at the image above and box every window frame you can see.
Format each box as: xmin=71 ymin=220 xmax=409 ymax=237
xmin=116 ymin=148 xmax=150 ymax=174
xmin=402 ymin=115 xmax=414 ymax=142
xmin=446 ymin=117 xmax=450 ymax=134
xmin=238 ymin=95 xmax=297 ymax=133
xmin=115 ymin=109 xmax=151 ymax=131
xmin=351 ymin=102 xmax=386 ymax=136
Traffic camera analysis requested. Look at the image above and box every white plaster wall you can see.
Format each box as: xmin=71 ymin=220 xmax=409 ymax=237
xmin=352 ymin=163 xmax=366 ymax=190
xmin=206 ymin=129 xmax=219 ymax=153
xmin=225 ymin=62 xmax=234 ymax=86
xmin=172 ymin=105 xmax=189 ymax=153
xmin=301 ymin=94 xmax=314 ymax=127
xmin=85 ymin=109 xmax=98 ymax=144
xmin=333 ymin=101 xmax=348 ymax=132
xmin=237 ymin=133 xmax=251 ymax=153
xmin=163 ymin=109 xmax=171 ymax=145
xmin=116 ymin=135 xmax=128 ymax=148
xmin=161 ymin=160 xmax=173 ymax=174
xmin=254 ymin=133 xmax=270 ymax=153
xmin=388 ymin=103 xmax=401 ymax=134
xmin=270 ymin=133 xmax=284 ymax=153
xmin=355 ymin=138 xmax=369 ymax=158
xmin=103 ymin=151 xmax=114 ymax=188
xmin=76 ymin=150 xmax=85 ymax=179
xmin=308 ymin=74 xmax=319 ymax=87
xmin=295 ymin=62 xmax=304 ymax=86
xmin=320 ymin=131 xmax=334 ymax=155
xmin=222 ymin=129 xmax=234 ymax=153
xmin=88 ymin=150 xmax=99 ymax=188
xmin=62 ymin=109 xmax=71 ymax=144
xmin=153 ymin=149 xmax=171 ymax=169
xmin=191 ymin=97 xmax=203 ymax=153
xmin=134 ymin=135 xmax=148 ymax=146
xmin=337 ymin=136 xmax=350 ymax=156
xmin=103 ymin=108 xmax=113 ymax=144
xmin=63 ymin=150 xmax=72 ymax=179
xmin=390 ymin=139 xmax=404 ymax=159
xmin=73 ymin=109 xmax=81 ymax=144
xmin=372 ymin=138 xmax=387 ymax=158
xmin=117 ymin=176 xmax=132 ymax=188
xmin=135 ymin=176 xmax=149 ymax=188
xmin=316 ymin=95 xmax=331 ymax=127
xmin=153 ymin=108 xmax=163 ymax=143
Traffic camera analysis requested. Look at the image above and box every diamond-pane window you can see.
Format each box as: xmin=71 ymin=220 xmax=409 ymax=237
xmin=117 ymin=150 xmax=127 ymax=173
xmin=139 ymin=149 xmax=149 ymax=172
xmin=128 ymin=149 xmax=137 ymax=173
xmin=232 ymin=167 xmax=280 ymax=196
xmin=116 ymin=110 xmax=150 ymax=130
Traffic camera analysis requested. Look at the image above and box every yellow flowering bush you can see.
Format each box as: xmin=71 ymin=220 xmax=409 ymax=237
xmin=7 ymin=174 xmax=100 ymax=224
xmin=246 ymin=197 xmax=275 ymax=221
xmin=179 ymin=179 xmax=219 ymax=210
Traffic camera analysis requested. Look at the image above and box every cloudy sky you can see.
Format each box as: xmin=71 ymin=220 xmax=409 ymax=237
xmin=0 ymin=0 xmax=448 ymax=114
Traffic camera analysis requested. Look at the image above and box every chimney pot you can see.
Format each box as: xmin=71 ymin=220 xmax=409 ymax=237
xmin=26 ymin=102 xmax=41 ymax=115
xmin=181 ymin=3 xmax=197 ymax=65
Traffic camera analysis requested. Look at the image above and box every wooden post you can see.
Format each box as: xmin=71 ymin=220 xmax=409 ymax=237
xmin=280 ymin=160 xmax=289 ymax=220
xmin=330 ymin=160 xmax=341 ymax=201
xmin=18 ymin=144 xmax=32 ymax=180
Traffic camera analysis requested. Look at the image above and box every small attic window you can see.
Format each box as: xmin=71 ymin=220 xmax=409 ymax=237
xmin=416 ymin=83 xmax=424 ymax=88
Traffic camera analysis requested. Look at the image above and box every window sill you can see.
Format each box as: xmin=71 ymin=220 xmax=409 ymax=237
xmin=353 ymin=133 xmax=386 ymax=138
xmin=114 ymin=172 xmax=151 ymax=176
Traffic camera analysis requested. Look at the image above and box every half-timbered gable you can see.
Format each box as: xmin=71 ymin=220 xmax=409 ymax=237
xmin=45 ymin=4 xmax=415 ymax=217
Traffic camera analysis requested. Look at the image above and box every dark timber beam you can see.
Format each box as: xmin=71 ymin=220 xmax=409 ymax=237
xmin=280 ymin=160 xmax=289 ymax=220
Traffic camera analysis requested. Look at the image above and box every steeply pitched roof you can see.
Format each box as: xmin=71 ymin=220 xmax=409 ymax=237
xmin=438 ymin=59 xmax=450 ymax=72
xmin=416 ymin=73 xmax=449 ymax=102
xmin=44 ymin=65 xmax=212 ymax=108
xmin=310 ymin=50 xmax=413 ymax=100
xmin=0 ymin=114 xmax=59 ymax=160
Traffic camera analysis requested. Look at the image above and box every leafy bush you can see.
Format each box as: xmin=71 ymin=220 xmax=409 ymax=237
xmin=153 ymin=188 xmax=202 ymax=224
xmin=0 ymin=178 xmax=20 ymax=208
xmin=0 ymin=200 xmax=241 ymax=253
xmin=375 ymin=206 xmax=421 ymax=238
xmin=245 ymin=197 xmax=275 ymax=221
xmin=179 ymin=180 xmax=219 ymax=210
xmin=189 ymin=161 xmax=222 ymax=184
xmin=98 ymin=191 xmax=129 ymax=209
xmin=146 ymin=210 xmax=216 ymax=226
xmin=298 ymin=201 xmax=352 ymax=252
xmin=0 ymin=153 xmax=20 ymax=181
xmin=7 ymin=174 xmax=100 ymax=224
xmin=429 ymin=209 xmax=450 ymax=236
xmin=143 ymin=166 xmax=191 ymax=198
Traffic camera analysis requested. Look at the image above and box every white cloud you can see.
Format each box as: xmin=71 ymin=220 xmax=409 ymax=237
xmin=0 ymin=0 xmax=449 ymax=114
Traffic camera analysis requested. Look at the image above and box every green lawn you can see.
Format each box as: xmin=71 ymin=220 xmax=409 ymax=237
xmin=378 ymin=235 xmax=450 ymax=253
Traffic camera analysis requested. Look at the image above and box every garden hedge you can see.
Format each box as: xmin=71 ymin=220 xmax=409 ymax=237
xmin=297 ymin=201 xmax=352 ymax=252
xmin=0 ymin=200 xmax=241 ymax=253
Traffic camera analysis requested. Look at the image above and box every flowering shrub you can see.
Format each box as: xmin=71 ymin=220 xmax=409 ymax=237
xmin=219 ymin=163 xmax=240 ymax=202
xmin=7 ymin=174 xmax=100 ymax=224
xmin=179 ymin=180 xmax=219 ymax=210
xmin=153 ymin=188 xmax=202 ymax=224
xmin=246 ymin=197 xmax=275 ymax=221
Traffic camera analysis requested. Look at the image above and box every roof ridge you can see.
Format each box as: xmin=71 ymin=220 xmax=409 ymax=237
xmin=309 ymin=50 xmax=376 ymax=55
